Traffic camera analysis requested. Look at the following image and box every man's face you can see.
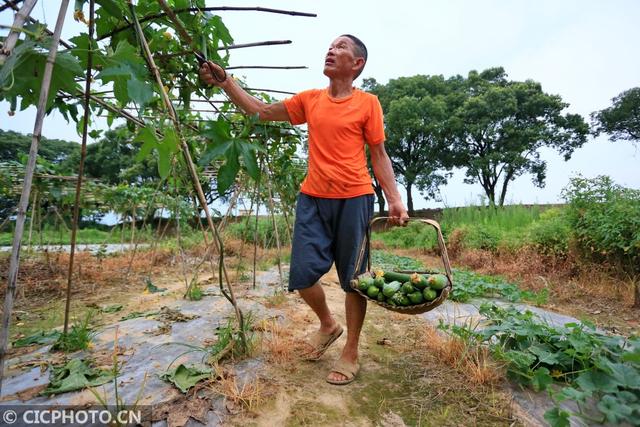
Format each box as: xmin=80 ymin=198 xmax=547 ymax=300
xmin=323 ymin=36 xmax=363 ymax=79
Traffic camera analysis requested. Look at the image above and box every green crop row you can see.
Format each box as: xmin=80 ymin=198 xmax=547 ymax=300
xmin=442 ymin=303 xmax=640 ymax=426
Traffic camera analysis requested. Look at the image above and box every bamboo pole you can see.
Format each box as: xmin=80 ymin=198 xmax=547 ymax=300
xmin=0 ymin=0 xmax=73 ymax=49
xmin=64 ymin=6 xmax=99 ymax=327
xmin=130 ymin=1 xmax=243 ymax=334
xmin=225 ymin=65 xmax=307 ymax=70
xmin=0 ymin=0 xmax=70 ymax=394
xmin=0 ymin=0 xmax=36 ymax=65
xmin=99 ymin=6 xmax=315 ymax=41
xmin=265 ymin=169 xmax=284 ymax=289
xmin=0 ymin=1 xmax=25 ymax=13
xmin=27 ymin=189 xmax=37 ymax=252
xmin=252 ymin=177 xmax=261 ymax=290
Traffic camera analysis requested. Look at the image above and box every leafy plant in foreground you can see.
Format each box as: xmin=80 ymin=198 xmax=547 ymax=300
xmin=51 ymin=311 xmax=96 ymax=353
xmin=443 ymin=303 xmax=640 ymax=426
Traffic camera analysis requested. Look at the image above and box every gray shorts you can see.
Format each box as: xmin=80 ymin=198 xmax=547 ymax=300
xmin=288 ymin=193 xmax=374 ymax=293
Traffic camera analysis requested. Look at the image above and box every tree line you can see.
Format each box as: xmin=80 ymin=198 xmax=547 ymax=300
xmin=364 ymin=68 xmax=639 ymax=214
xmin=2 ymin=70 xmax=638 ymax=218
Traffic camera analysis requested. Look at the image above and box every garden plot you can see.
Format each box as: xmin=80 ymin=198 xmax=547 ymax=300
xmin=0 ymin=269 xmax=286 ymax=426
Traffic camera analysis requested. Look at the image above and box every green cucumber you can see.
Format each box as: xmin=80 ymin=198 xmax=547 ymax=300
xmin=408 ymin=291 xmax=425 ymax=305
xmin=401 ymin=282 xmax=415 ymax=295
xmin=411 ymin=273 xmax=428 ymax=289
xmin=383 ymin=271 xmax=412 ymax=283
xmin=382 ymin=281 xmax=401 ymax=297
xmin=373 ymin=276 xmax=385 ymax=289
xmin=367 ymin=286 xmax=380 ymax=299
xmin=423 ymin=288 xmax=437 ymax=301
xmin=358 ymin=277 xmax=374 ymax=291
xmin=428 ymin=274 xmax=449 ymax=290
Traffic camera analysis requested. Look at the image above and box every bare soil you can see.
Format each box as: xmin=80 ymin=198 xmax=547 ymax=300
xmin=2 ymin=239 xmax=636 ymax=425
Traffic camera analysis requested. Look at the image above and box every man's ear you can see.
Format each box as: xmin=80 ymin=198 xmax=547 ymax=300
xmin=353 ymin=57 xmax=365 ymax=74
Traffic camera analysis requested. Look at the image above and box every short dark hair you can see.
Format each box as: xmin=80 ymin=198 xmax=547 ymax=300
xmin=340 ymin=34 xmax=367 ymax=78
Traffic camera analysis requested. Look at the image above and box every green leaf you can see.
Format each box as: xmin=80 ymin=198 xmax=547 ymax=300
xmin=95 ymin=40 xmax=148 ymax=106
xmin=217 ymin=156 xmax=239 ymax=194
xmin=556 ymin=386 xmax=591 ymax=403
xmin=0 ymin=40 xmax=37 ymax=86
xmin=126 ymin=78 xmax=153 ymax=107
xmin=210 ymin=15 xmax=233 ymax=46
xmin=95 ymin=0 xmax=123 ymax=19
xmin=161 ymin=128 xmax=180 ymax=153
xmin=597 ymin=394 xmax=634 ymax=424
xmin=12 ymin=330 xmax=61 ymax=348
xmin=88 ymin=129 xmax=102 ymax=139
xmin=69 ymin=34 xmax=106 ymax=70
xmin=155 ymin=128 xmax=180 ymax=179
xmin=202 ymin=118 xmax=231 ymax=143
xmin=575 ymin=371 xmax=619 ymax=394
xmin=134 ymin=126 xmax=158 ymax=162
xmin=41 ymin=359 xmax=112 ymax=396
xmin=605 ymin=362 xmax=640 ymax=390
xmin=531 ymin=367 xmax=553 ymax=392
xmin=543 ymin=407 xmax=570 ymax=427
xmin=622 ymin=349 xmax=640 ymax=364
xmin=157 ymin=149 xmax=171 ymax=179
xmin=199 ymin=140 xmax=233 ymax=166
xmin=160 ymin=364 xmax=211 ymax=393
xmin=239 ymin=142 xmax=260 ymax=180
xmin=528 ymin=344 xmax=561 ymax=365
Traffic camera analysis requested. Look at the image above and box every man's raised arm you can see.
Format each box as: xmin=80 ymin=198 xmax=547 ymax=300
xmin=199 ymin=61 xmax=291 ymax=122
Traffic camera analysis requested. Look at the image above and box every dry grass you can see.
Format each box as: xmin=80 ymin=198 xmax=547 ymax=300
xmin=259 ymin=318 xmax=307 ymax=368
xmin=211 ymin=366 xmax=272 ymax=413
xmin=415 ymin=322 xmax=503 ymax=387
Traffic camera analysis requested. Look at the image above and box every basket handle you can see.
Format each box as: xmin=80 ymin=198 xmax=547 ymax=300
xmin=354 ymin=217 xmax=453 ymax=286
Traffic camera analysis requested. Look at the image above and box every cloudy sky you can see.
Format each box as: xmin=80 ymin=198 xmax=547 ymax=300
xmin=1 ymin=0 xmax=639 ymax=208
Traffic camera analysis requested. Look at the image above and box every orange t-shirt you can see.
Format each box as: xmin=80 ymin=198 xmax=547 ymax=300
xmin=283 ymin=88 xmax=385 ymax=198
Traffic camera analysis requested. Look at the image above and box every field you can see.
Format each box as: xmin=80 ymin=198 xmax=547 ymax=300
xmin=1 ymin=195 xmax=638 ymax=426
xmin=1 ymin=1 xmax=639 ymax=425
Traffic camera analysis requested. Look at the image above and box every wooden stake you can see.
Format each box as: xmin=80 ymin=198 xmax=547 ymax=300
xmin=130 ymin=1 xmax=243 ymax=335
xmin=265 ymin=168 xmax=284 ymax=289
xmin=62 ymin=0 xmax=94 ymax=336
xmin=0 ymin=0 xmax=36 ymax=65
xmin=0 ymin=0 xmax=71 ymax=394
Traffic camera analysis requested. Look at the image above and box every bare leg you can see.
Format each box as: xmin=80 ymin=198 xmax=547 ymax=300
xmin=327 ymin=291 xmax=366 ymax=382
xmin=298 ymin=282 xmax=337 ymax=334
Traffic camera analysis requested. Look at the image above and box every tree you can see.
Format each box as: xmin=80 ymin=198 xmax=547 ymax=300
xmin=0 ymin=129 xmax=79 ymax=170
xmin=59 ymin=126 xmax=159 ymax=185
xmin=591 ymin=87 xmax=640 ymax=144
xmin=449 ymin=68 xmax=589 ymax=206
xmin=363 ymin=76 xmax=456 ymax=214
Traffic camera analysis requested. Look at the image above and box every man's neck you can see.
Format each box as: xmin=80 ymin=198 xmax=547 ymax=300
xmin=327 ymin=77 xmax=355 ymax=99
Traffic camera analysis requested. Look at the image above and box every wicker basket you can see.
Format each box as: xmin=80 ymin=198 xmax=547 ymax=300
xmin=350 ymin=217 xmax=453 ymax=315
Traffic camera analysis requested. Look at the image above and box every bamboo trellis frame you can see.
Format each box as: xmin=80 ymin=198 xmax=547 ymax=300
xmin=0 ymin=0 xmax=70 ymax=394
xmin=0 ymin=0 xmax=316 ymax=392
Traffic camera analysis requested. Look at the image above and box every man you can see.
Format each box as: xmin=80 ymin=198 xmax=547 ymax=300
xmin=200 ymin=34 xmax=408 ymax=385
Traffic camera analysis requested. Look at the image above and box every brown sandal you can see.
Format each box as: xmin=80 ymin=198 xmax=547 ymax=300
xmin=302 ymin=324 xmax=344 ymax=361
xmin=326 ymin=359 xmax=360 ymax=385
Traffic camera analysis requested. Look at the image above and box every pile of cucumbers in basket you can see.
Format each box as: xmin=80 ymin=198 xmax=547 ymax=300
xmin=357 ymin=271 xmax=449 ymax=306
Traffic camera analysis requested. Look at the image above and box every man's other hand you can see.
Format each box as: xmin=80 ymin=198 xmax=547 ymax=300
xmin=199 ymin=61 xmax=227 ymax=87
xmin=387 ymin=200 xmax=409 ymax=226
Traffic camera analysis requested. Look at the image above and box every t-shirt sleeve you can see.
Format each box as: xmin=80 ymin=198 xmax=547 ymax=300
xmin=365 ymin=95 xmax=385 ymax=145
xmin=283 ymin=91 xmax=308 ymax=125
